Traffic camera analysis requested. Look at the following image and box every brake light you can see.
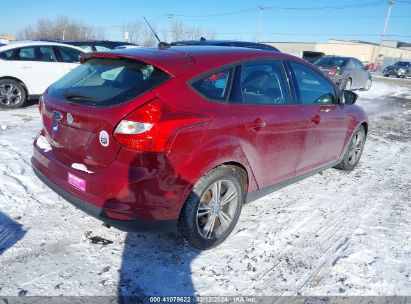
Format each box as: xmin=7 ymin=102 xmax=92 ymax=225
xmin=329 ymin=67 xmax=342 ymax=76
xmin=113 ymin=99 xmax=210 ymax=152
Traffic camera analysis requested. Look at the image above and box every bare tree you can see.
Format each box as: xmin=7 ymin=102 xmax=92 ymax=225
xmin=19 ymin=15 xmax=105 ymax=40
xmin=165 ymin=20 xmax=217 ymax=42
xmin=121 ymin=22 xmax=143 ymax=44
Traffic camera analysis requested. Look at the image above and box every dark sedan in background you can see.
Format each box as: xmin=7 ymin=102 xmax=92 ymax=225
xmin=383 ymin=61 xmax=411 ymax=78
xmin=314 ymin=56 xmax=372 ymax=91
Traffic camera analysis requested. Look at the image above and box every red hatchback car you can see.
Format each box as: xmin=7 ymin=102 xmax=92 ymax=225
xmin=32 ymin=46 xmax=367 ymax=250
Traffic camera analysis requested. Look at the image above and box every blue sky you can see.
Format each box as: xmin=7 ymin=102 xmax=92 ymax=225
xmin=1 ymin=0 xmax=411 ymax=43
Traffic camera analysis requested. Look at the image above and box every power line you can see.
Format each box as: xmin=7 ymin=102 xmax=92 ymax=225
xmin=163 ymin=1 xmax=392 ymax=19
xmin=264 ymin=1 xmax=384 ymax=10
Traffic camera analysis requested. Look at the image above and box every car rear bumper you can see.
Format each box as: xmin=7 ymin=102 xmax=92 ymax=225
xmin=33 ymin=165 xmax=177 ymax=232
xmin=31 ymin=134 xmax=184 ymax=231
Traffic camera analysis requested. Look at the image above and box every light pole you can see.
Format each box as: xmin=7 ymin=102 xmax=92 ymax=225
xmin=256 ymin=6 xmax=265 ymax=42
xmin=376 ymin=0 xmax=394 ymax=64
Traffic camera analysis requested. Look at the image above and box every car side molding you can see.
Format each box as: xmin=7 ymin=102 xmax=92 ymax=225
xmin=246 ymin=160 xmax=340 ymax=203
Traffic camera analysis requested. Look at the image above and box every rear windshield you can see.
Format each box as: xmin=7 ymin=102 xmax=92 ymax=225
xmin=48 ymin=58 xmax=171 ymax=106
xmin=314 ymin=57 xmax=347 ymax=67
xmin=394 ymin=62 xmax=410 ymax=67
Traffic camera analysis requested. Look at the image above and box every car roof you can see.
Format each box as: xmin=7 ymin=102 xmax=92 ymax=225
xmin=82 ymin=45 xmax=301 ymax=77
xmin=0 ymin=40 xmax=84 ymax=52
xmin=319 ymin=55 xmax=353 ymax=61
xmin=171 ymin=39 xmax=279 ymax=51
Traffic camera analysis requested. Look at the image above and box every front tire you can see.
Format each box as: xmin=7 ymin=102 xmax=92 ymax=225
xmin=361 ymin=78 xmax=372 ymax=91
xmin=334 ymin=126 xmax=366 ymax=171
xmin=178 ymin=166 xmax=245 ymax=250
xmin=0 ymin=79 xmax=27 ymax=109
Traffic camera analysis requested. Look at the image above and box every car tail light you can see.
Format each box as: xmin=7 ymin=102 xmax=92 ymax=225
xmin=329 ymin=67 xmax=342 ymax=76
xmin=113 ymin=99 xmax=210 ymax=152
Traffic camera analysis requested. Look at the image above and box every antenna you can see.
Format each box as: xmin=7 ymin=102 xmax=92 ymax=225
xmin=143 ymin=17 xmax=170 ymax=49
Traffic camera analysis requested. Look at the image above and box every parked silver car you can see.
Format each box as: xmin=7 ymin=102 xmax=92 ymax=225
xmin=314 ymin=56 xmax=372 ymax=91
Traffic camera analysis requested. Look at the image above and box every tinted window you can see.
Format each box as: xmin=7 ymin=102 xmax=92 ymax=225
xmin=76 ymin=45 xmax=94 ymax=52
xmin=16 ymin=47 xmax=36 ymax=61
xmin=394 ymin=62 xmax=410 ymax=67
xmin=58 ymin=46 xmax=82 ymax=63
xmin=315 ymin=57 xmax=347 ymax=67
xmin=38 ymin=46 xmax=56 ymax=62
xmin=0 ymin=49 xmax=14 ymax=60
xmin=347 ymin=60 xmax=356 ymax=69
xmin=95 ymin=45 xmax=111 ymax=51
xmin=192 ymin=69 xmax=232 ymax=101
xmin=290 ymin=62 xmax=336 ymax=105
xmin=241 ymin=61 xmax=290 ymax=105
xmin=353 ymin=59 xmax=364 ymax=70
xmin=48 ymin=58 xmax=170 ymax=107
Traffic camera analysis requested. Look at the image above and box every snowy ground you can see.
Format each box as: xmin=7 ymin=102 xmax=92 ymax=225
xmin=0 ymin=78 xmax=410 ymax=297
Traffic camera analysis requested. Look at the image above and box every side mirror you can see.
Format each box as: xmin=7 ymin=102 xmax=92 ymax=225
xmin=340 ymin=90 xmax=358 ymax=105
xmin=364 ymin=65 xmax=369 ymax=70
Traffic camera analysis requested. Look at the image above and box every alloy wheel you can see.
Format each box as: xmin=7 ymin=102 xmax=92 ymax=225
xmin=348 ymin=131 xmax=365 ymax=166
xmin=196 ymin=180 xmax=239 ymax=239
xmin=0 ymin=83 xmax=22 ymax=107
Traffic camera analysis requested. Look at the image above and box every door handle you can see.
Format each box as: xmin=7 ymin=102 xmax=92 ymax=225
xmin=310 ymin=114 xmax=321 ymax=125
xmin=21 ymin=66 xmax=32 ymax=69
xmin=319 ymin=107 xmax=333 ymax=113
xmin=244 ymin=119 xmax=266 ymax=130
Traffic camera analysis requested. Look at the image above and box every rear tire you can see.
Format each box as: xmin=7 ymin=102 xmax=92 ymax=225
xmin=178 ymin=166 xmax=245 ymax=250
xmin=334 ymin=126 xmax=366 ymax=171
xmin=0 ymin=79 xmax=27 ymax=109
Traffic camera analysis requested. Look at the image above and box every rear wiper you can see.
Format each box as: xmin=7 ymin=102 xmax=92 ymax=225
xmin=63 ymin=91 xmax=99 ymax=102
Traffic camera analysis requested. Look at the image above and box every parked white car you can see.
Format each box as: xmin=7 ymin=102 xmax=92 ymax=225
xmin=0 ymin=41 xmax=84 ymax=109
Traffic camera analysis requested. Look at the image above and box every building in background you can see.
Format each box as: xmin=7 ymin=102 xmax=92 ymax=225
xmin=0 ymin=34 xmax=16 ymax=44
xmin=267 ymin=39 xmax=411 ymax=68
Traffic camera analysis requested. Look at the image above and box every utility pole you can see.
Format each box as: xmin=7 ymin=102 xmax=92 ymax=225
xmin=376 ymin=0 xmax=394 ymax=64
xmin=256 ymin=6 xmax=265 ymax=42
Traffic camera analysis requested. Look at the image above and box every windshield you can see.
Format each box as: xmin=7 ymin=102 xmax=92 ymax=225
xmin=48 ymin=58 xmax=170 ymax=107
xmin=314 ymin=57 xmax=347 ymax=67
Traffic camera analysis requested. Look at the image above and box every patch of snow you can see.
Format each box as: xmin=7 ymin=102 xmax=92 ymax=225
xmin=71 ymin=163 xmax=94 ymax=174
xmin=35 ymin=135 xmax=52 ymax=152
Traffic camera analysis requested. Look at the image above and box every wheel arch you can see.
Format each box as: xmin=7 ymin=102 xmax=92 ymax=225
xmin=0 ymin=76 xmax=30 ymax=96
xmin=340 ymin=121 xmax=368 ymax=160
xmin=361 ymin=121 xmax=368 ymax=135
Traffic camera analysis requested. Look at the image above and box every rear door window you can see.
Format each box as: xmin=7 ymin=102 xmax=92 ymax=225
xmin=38 ymin=46 xmax=56 ymax=62
xmin=48 ymin=57 xmax=171 ymax=107
xmin=240 ymin=60 xmax=291 ymax=105
xmin=16 ymin=47 xmax=36 ymax=61
xmin=191 ymin=68 xmax=233 ymax=101
xmin=57 ymin=46 xmax=82 ymax=63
